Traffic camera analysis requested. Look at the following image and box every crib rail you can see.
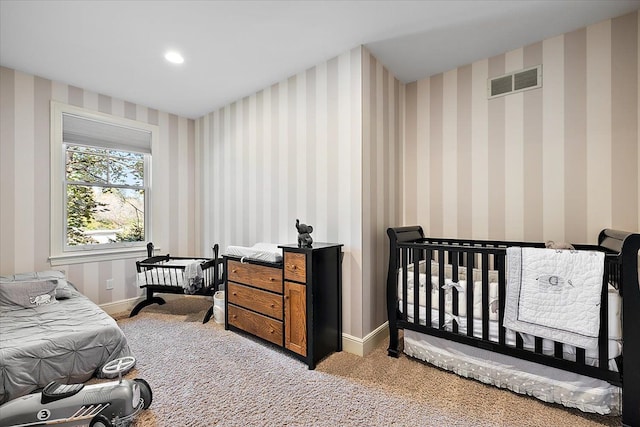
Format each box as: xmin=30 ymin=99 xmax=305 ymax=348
xmin=395 ymin=241 xmax=619 ymax=384
xmin=137 ymin=256 xmax=218 ymax=289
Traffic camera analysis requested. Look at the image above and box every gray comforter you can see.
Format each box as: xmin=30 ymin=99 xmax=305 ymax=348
xmin=0 ymin=287 xmax=132 ymax=404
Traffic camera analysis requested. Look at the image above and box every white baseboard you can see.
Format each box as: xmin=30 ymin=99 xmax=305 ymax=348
xmin=341 ymin=321 xmax=389 ymax=357
xmin=99 ymin=296 xmax=143 ymax=316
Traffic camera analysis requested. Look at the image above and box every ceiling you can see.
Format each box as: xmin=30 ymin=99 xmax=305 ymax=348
xmin=1 ymin=0 xmax=639 ymax=119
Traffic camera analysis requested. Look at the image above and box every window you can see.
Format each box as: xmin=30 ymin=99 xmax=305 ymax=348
xmin=50 ymin=102 xmax=158 ymax=265
xmin=65 ymin=144 xmax=146 ymax=247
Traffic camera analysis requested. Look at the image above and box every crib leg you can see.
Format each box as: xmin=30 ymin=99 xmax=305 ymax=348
xmin=388 ymin=323 xmax=400 ymax=358
xmin=129 ymin=288 xmax=166 ymax=317
xmin=202 ymin=306 xmax=214 ymax=324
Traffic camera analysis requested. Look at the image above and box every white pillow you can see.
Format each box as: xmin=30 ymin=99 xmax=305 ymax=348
xmin=0 ymin=270 xmax=75 ymax=299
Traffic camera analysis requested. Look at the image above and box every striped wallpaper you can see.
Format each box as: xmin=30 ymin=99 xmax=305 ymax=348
xmin=196 ymin=47 xmax=402 ymax=338
xmin=1 ymin=10 xmax=638 ymax=344
xmin=0 ymin=66 xmax=197 ymax=305
xmin=403 ymin=11 xmax=640 ymax=245
xmin=196 ymin=47 xmax=366 ymax=337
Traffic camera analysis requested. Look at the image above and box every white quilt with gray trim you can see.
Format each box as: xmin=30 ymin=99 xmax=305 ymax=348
xmin=504 ymin=247 xmax=604 ymax=350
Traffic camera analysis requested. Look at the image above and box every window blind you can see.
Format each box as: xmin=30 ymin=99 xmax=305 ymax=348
xmin=62 ymin=113 xmax=152 ymax=154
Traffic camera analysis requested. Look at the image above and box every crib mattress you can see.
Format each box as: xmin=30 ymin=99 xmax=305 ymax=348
xmin=404 ymin=330 xmax=620 ymax=415
xmin=0 ymin=287 xmax=132 ymax=404
xmin=400 ymin=302 xmax=621 ymax=368
xmin=224 ymin=243 xmax=283 ymax=264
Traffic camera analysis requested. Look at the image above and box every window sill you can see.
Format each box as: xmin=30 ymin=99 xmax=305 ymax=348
xmin=49 ymin=246 xmax=152 ymax=266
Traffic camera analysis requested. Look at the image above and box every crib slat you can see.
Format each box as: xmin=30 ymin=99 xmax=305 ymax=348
xmin=413 ymin=248 xmax=420 ymax=326
xmin=425 ymin=249 xmax=433 ymax=327
xmin=576 ymin=348 xmax=586 ymax=365
xmin=481 ymin=253 xmax=489 ymax=341
xmin=534 ymin=337 xmax=543 ymax=354
xmin=466 ymin=254 xmax=474 ymax=337
xmin=452 ymin=252 xmax=459 ymax=334
xmin=402 ymin=248 xmax=409 ymax=322
xmin=497 ymin=253 xmax=506 ymax=346
xmin=516 ymin=333 xmax=524 ymax=350
xmin=554 ymin=342 xmax=563 ymax=358
xmin=438 ymin=250 xmax=445 ymax=330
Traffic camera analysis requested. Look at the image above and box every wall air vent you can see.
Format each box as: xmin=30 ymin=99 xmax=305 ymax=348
xmin=488 ymin=65 xmax=542 ymax=99
xmin=491 ymin=75 xmax=513 ymax=97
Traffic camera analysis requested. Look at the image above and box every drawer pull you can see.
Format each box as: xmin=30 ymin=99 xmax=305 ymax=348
xmin=232 ymin=292 xmax=237 ymax=296
xmin=270 ymin=277 xmax=275 ymax=281
xmin=232 ymin=269 xmax=237 ymax=273
xmin=292 ymin=265 xmax=297 ymax=270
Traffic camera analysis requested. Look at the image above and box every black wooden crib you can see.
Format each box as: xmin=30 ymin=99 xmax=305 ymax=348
xmin=386 ymin=226 xmax=639 ymax=426
xmin=130 ymin=242 xmax=223 ymax=323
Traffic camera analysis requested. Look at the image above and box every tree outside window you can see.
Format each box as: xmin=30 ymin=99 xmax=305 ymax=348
xmin=65 ymin=145 xmax=146 ymax=247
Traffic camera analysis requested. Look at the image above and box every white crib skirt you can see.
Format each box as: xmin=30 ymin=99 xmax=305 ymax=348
xmin=403 ymin=330 xmax=621 ymax=416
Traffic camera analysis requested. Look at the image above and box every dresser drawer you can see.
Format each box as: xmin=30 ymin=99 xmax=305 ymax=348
xmin=227 ymin=260 xmax=283 ymax=293
xmin=284 ymin=252 xmax=306 ymax=282
xmin=228 ymin=282 xmax=283 ymax=320
xmin=228 ymin=304 xmax=283 ymax=346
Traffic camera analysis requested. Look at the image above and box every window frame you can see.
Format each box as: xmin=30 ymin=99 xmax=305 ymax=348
xmin=50 ymin=101 xmax=158 ymax=265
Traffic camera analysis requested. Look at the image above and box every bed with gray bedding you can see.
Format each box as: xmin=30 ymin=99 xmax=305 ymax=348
xmin=0 ymin=271 xmax=132 ymax=404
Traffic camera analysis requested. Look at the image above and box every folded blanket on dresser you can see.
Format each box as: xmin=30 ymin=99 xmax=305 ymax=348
xmin=504 ymin=247 xmax=604 ymax=350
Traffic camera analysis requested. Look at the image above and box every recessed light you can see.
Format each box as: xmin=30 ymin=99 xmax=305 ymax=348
xmin=164 ymin=51 xmax=184 ymax=64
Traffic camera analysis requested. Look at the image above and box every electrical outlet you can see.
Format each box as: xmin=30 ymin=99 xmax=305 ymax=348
xmin=106 ymin=279 xmax=114 ymax=290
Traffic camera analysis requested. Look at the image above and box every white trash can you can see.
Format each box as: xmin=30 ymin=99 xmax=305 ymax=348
xmin=213 ymin=291 xmax=225 ymax=324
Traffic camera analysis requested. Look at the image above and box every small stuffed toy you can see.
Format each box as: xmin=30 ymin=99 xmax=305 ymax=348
xmin=296 ymin=219 xmax=313 ymax=248
xmin=545 ymin=240 xmax=575 ymax=251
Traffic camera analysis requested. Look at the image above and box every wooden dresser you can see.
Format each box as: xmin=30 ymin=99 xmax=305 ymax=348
xmin=224 ymin=243 xmax=342 ymax=369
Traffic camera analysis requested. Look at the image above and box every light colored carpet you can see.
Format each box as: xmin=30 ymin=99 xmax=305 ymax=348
xmin=113 ymin=297 xmax=620 ymax=427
